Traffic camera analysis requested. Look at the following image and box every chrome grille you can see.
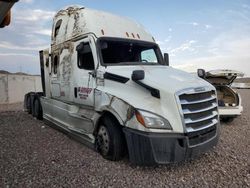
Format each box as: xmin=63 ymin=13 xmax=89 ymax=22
xmin=178 ymin=88 xmax=218 ymax=133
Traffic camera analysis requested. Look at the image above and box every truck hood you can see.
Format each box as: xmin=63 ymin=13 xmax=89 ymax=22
xmin=98 ymin=65 xmax=215 ymax=133
xmin=205 ymin=69 xmax=244 ymax=86
xmin=103 ymin=65 xmax=212 ymax=94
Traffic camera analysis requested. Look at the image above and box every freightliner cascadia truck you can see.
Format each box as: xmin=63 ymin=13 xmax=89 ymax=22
xmin=24 ymin=6 xmax=220 ymax=165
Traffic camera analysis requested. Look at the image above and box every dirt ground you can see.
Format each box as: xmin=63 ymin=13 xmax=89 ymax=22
xmin=0 ymin=90 xmax=249 ymax=188
xmin=0 ymin=102 xmax=23 ymax=112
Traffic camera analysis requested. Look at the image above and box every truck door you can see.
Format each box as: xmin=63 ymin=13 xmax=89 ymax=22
xmin=73 ymin=37 xmax=96 ymax=107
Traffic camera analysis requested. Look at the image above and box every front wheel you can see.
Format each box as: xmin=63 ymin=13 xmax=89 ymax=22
xmin=96 ymin=117 xmax=126 ymax=161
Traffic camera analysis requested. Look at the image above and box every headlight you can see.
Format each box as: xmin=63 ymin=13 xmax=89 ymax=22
xmin=135 ymin=110 xmax=172 ymax=130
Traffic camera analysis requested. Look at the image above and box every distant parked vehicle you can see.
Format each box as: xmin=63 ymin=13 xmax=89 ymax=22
xmin=198 ymin=69 xmax=244 ymax=122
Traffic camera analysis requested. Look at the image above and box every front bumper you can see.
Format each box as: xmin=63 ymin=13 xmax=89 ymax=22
xmin=219 ymin=106 xmax=243 ymax=117
xmin=123 ymin=125 xmax=219 ymax=166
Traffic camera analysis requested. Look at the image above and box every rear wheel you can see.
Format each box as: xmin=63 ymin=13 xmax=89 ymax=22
xmin=27 ymin=95 xmax=32 ymax=114
xmin=96 ymin=116 xmax=126 ymax=161
xmin=33 ymin=98 xmax=43 ymax=120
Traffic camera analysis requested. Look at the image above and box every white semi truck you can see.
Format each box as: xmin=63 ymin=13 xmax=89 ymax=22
xmin=24 ymin=6 xmax=220 ymax=165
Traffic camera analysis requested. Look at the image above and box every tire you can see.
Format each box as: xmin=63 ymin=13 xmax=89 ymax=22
xmin=96 ymin=116 xmax=126 ymax=161
xmin=23 ymin=94 xmax=29 ymax=112
xmin=221 ymin=117 xmax=234 ymax=123
xmin=33 ymin=98 xmax=43 ymax=120
xmin=27 ymin=95 xmax=32 ymax=114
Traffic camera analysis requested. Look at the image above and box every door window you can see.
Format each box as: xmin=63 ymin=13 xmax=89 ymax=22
xmin=77 ymin=43 xmax=95 ymax=70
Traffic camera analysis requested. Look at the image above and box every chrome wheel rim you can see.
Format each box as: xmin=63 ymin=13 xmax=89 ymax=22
xmin=97 ymin=125 xmax=110 ymax=155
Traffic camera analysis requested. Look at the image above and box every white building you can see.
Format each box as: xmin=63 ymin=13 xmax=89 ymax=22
xmin=0 ymin=72 xmax=42 ymax=104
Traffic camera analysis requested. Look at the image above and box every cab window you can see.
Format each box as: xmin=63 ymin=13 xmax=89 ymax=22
xmin=141 ymin=49 xmax=157 ymax=63
xmin=77 ymin=43 xmax=95 ymax=70
xmin=54 ymin=19 xmax=62 ymax=38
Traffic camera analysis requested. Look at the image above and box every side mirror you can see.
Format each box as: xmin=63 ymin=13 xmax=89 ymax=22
xmin=197 ymin=69 xmax=206 ymax=79
xmin=0 ymin=10 xmax=11 ymax=28
xmin=132 ymin=70 xmax=145 ymax=81
xmin=164 ymin=53 xmax=169 ymax=66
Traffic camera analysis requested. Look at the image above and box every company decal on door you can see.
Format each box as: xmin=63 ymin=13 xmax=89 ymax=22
xmin=78 ymin=87 xmax=92 ymax=99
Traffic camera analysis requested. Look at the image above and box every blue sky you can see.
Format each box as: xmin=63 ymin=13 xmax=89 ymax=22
xmin=0 ymin=0 xmax=250 ymax=76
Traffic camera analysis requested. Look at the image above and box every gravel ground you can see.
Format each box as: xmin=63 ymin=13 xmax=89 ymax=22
xmin=0 ymin=90 xmax=249 ymax=188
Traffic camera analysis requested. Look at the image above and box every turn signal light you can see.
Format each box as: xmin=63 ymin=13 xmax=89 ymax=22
xmin=135 ymin=110 xmax=145 ymax=127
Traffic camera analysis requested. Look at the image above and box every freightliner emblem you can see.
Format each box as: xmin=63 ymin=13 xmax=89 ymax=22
xmin=194 ymin=87 xmax=206 ymax=92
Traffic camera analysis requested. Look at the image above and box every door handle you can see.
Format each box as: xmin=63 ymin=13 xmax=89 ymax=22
xmin=74 ymin=87 xmax=77 ymax=98
xmin=89 ymin=70 xmax=96 ymax=78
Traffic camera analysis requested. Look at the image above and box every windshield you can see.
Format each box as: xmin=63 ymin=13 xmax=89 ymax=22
xmin=98 ymin=38 xmax=164 ymax=66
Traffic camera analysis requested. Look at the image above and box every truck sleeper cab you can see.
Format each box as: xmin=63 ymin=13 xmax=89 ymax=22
xmin=29 ymin=6 xmax=220 ymax=165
